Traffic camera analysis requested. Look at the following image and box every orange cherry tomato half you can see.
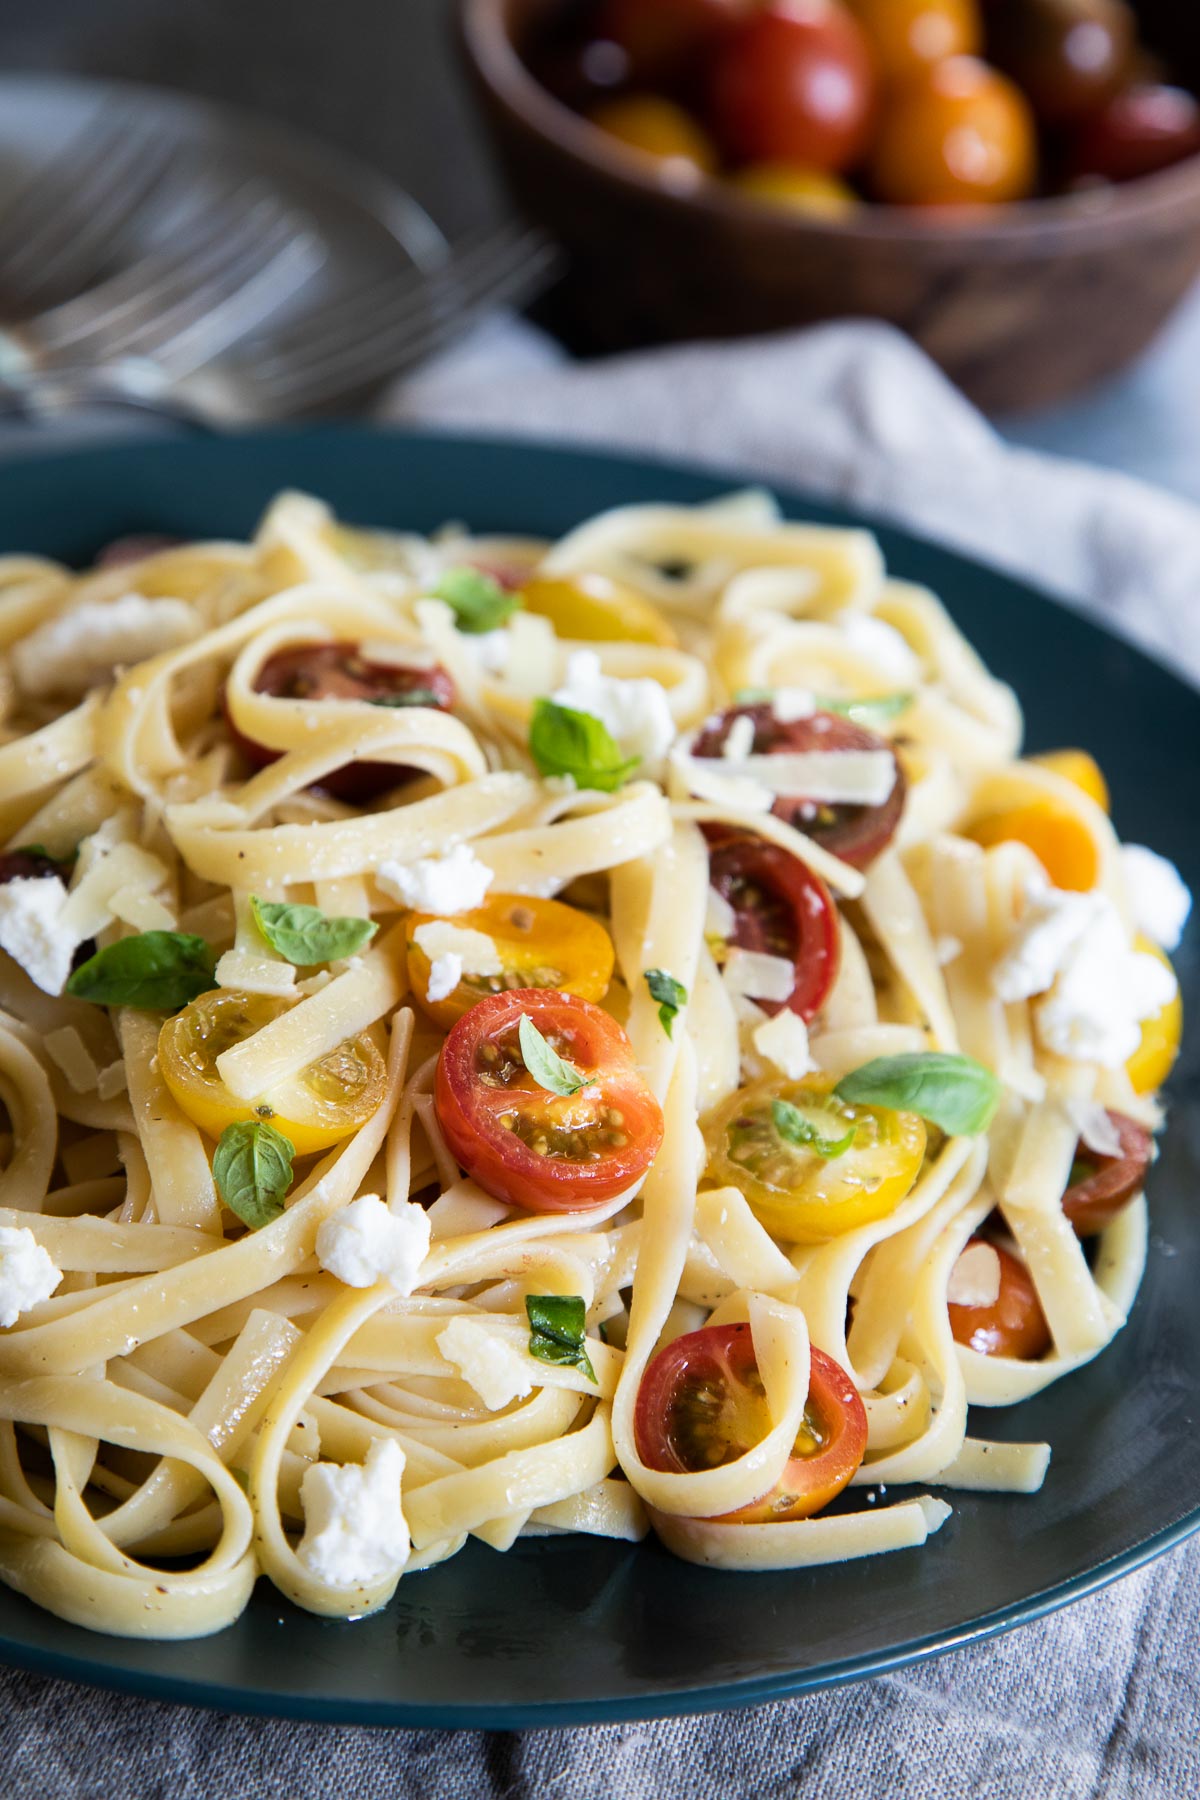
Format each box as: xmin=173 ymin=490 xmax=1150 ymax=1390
xmin=987 ymin=0 xmax=1134 ymax=127
xmin=694 ymin=704 xmax=906 ymax=868
xmin=966 ymin=799 xmax=1099 ymax=891
xmin=706 ymin=1 xmax=878 ymax=174
xmin=847 ymin=0 xmax=981 ymax=83
xmin=405 ymin=894 xmax=615 ymax=1030
xmin=1067 ymin=82 xmax=1200 ymax=186
xmin=1061 ymin=1110 xmax=1153 ymax=1237
xmin=434 ymin=989 xmax=664 ymax=1212
xmin=868 ymin=55 xmax=1037 ymax=205
xmin=705 ymin=829 xmax=841 ymax=1021
xmin=1029 ymin=748 xmax=1110 ymax=812
xmin=227 ymin=643 xmax=456 ymax=804
xmin=947 ymin=1238 xmax=1052 ymax=1359
xmin=635 ymin=1323 xmax=868 ymax=1521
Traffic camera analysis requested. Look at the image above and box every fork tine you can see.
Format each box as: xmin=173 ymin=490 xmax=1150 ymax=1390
xmin=150 ymin=230 xmax=324 ymax=378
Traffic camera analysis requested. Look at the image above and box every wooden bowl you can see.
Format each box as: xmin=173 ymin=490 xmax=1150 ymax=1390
xmin=460 ymin=0 xmax=1200 ymax=411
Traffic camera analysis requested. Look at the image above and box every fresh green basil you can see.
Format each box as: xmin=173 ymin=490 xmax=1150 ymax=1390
xmin=432 ymin=566 xmax=521 ymax=634
xmin=644 ymin=968 xmax=687 ymax=1039
xmin=517 ymin=1013 xmax=589 ymax=1097
xmin=66 ymin=932 xmax=216 ymax=1012
xmin=835 ymin=1052 xmax=1002 ymax=1136
xmin=212 ymin=1119 xmax=295 ymax=1230
xmin=528 ymin=698 xmax=638 ymax=794
xmin=526 ymin=1294 xmax=597 ymax=1383
xmin=771 ymin=1097 xmax=855 ymax=1159
xmin=251 ymin=896 xmax=376 ymax=967
xmin=822 ymin=693 xmax=913 ymax=727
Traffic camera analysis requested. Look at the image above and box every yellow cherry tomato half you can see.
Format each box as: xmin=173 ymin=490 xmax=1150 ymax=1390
xmin=158 ymin=989 xmax=387 ymax=1155
xmin=405 ymin=894 xmax=616 ymax=1031
xmin=1126 ymin=936 xmax=1182 ymax=1095
xmin=519 ymin=573 xmax=678 ymax=647
xmin=703 ymin=1073 xmax=926 ymax=1243
xmin=1029 ymin=748 xmax=1110 ymax=813
xmin=589 ymin=96 xmax=719 ymax=180
xmin=967 ymin=800 xmax=1100 ymax=892
xmin=730 ymin=163 xmax=860 ymax=218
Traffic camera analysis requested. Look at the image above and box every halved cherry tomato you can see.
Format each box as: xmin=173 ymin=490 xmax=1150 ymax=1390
xmin=0 ymin=848 xmax=69 ymax=884
xmin=695 ymin=705 xmax=906 ymax=868
xmin=966 ymin=799 xmax=1099 ymax=891
xmin=589 ymin=95 xmax=719 ymax=180
xmin=159 ymin=989 xmax=387 ymax=1154
xmin=706 ymin=1 xmax=878 ymax=174
xmin=706 ymin=829 xmax=840 ymax=1021
xmin=987 ymin=0 xmax=1133 ymax=127
xmin=226 ymin=643 xmax=456 ymax=805
xmin=703 ymin=1072 xmax=926 ymax=1241
xmin=95 ymin=534 xmax=182 ymax=569
xmin=1061 ymin=1110 xmax=1153 ymax=1237
xmin=405 ymin=894 xmax=615 ymax=1030
xmin=434 ymin=990 xmax=664 ymax=1211
xmin=1126 ymin=937 xmax=1182 ymax=1095
xmin=519 ymin=573 xmax=678 ymax=646
xmin=730 ymin=163 xmax=859 ymax=217
xmin=1067 ymin=82 xmax=1200 ymax=185
xmin=1030 ymin=748 xmax=1110 ymax=812
xmin=868 ymin=55 xmax=1037 ymax=205
xmin=948 ymin=1238 xmax=1051 ymax=1358
xmin=847 ymin=0 xmax=980 ymax=82
xmin=635 ymin=1324 xmax=867 ymax=1520
xmin=597 ymin=0 xmax=750 ymax=82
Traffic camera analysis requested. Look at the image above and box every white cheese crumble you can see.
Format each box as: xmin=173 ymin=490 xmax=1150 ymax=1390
xmin=1063 ymin=1099 xmax=1123 ymax=1159
xmin=377 ymin=843 xmax=494 ymax=916
xmin=13 ymin=594 xmax=201 ymax=698
xmin=426 ymin=954 xmax=461 ymax=1004
xmin=723 ymin=948 xmax=796 ymax=1004
xmin=437 ymin=1315 xmax=535 ymax=1412
xmin=0 ymin=875 xmax=77 ymax=995
xmin=946 ymin=1241 xmax=1002 ymax=1310
xmin=771 ymin=688 xmax=817 ymax=723
xmin=841 ymin=614 xmax=921 ymax=684
xmin=552 ymin=650 xmax=675 ymax=768
xmin=705 ymin=886 xmax=737 ymax=941
xmin=752 ymin=1010 xmax=815 ymax=1079
xmin=0 ymin=1225 xmax=61 ymax=1327
xmin=991 ymin=884 xmax=1100 ymax=1005
xmin=297 ymin=1437 xmax=410 ymax=1589
xmin=315 ymin=1195 xmax=431 ymax=1293
xmin=722 ymin=714 xmax=756 ymax=761
xmin=935 ymin=936 xmax=964 ymax=967
xmin=1122 ymin=844 xmax=1191 ymax=951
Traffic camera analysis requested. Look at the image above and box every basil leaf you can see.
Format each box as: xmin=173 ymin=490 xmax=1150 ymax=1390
xmin=212 ymin=1119 xmax=295 ymax=1230
xmin=771 ymin=1097 xmax=855 ymax=1159
xmin=835 ymin=1052 xmax=1002 ymax=1137
xmin=822 ymin=692 xmax=913 ymax=727
xmin=432 ymin=566 xmax=521 ymax=634
xmin=529 ymin=698 xmax=639 ymax=794
xmin=526 ymin=1294 xmax=597 ymax=1384
xmin=518 ymin=1013 xmax=589 ymax=1097
xmin=369 ymin=688 xmax=443 ymax=709
xmin=66 ymin=932 xmax=216 ymax=1012
xmin=251 ymin=896 xmax=376 ymax=967
xmin=645 ymin=968 xmax=687 ymax=1039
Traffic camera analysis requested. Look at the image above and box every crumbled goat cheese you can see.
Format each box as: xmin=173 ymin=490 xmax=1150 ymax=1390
xmin=1063 ymin=1099 xmax=1124 ymax=1159
xmin=316 ymin=1195 xmax=431 ymax=1293
xmin=469 ymin=630 xmax=511 ymax=675
xmin=297 ymin=1437 xmax=410 ymax=1588
xmin=1122 ymin=844 xmax=1191 ymax=951
xmin=705 ymin=886 xmax=737 ymax=940
xmin=426 ymin=954 xmax=462 ymax=1004
xmin=14 ymin=594 xmax=200 ymax=698
xmin=437 ymin=1316 xmax=535 ymax=1412
xmin=991 ymin=884 xmax=1099 ymax=1005
xmin=946 ymin=1242 xmax=1002 ymax=1310
xmin=0 ymin=875 xmax=76 ymax=995
xmin=723 ymin=948 xmax=796 ymax=1004
xmin=771 ymin=688 xmax=817 ymax=723
xmin=0 ymin=1225 xmax=61 ymax=1327
xmin=377 ymin=843 xmax=494 ymax=915
xmin=722 ymin=714 xmax=756 ymax=761
xmin=411 ymin=922 xmax=502 ymax=1007
xmin=752 ymin=1010 xmax=815 ymax=1079
xmin=552 ymin=650 xmax=675 ymax=767
xmin=841 ymin=614 xmax=921 ymax=683
xmin=935 ymin=936 xmax=964 ymax=966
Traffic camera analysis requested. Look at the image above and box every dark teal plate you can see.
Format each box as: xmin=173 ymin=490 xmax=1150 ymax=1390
xmin=0 ymin=429 xmax=1195 ymax=1728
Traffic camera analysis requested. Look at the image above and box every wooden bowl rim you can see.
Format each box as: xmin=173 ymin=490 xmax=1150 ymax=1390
xmin=460 ymin=0 xmax=1200 ymax=247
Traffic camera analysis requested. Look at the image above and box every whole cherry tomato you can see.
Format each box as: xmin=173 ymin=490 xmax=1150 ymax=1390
xmin=847 ymin=0 xmax=981 ymax=83
xmin=1061 ymin=1110 xmax=1153 ymax=1237
xmin=635 ymin=1323 xmax=868 ymax=1520
xmin=1068 ymin=83 xmax=1200 ymax=185
xmin=987 ymin=0 xmax=1134 ymax=126
xmin=598 ymin=0 xmax=750 ymax=81
xmin=705 ymin=829 xmax=841 ymax=1021
xmin=706 ymin=1 xmax=878 ymax=174
xmin=947 ymin=1237 xmax=1051 ymax=1359
xmin=589 ymin=94 xmax=720 ymax=181
xmin=730 ymin=163 xmax=860 ymax=217
xmin=867 ymin=55 xmax=1038 ymax=205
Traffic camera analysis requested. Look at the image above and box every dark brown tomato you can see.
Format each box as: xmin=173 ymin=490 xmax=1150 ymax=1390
xmin=226 ymin=643 xmax=456 ymax=804
xmin=706 ymin=0 xmax=878 ymax=172
xmin=986 ymin=0 xmax=1134 ymax=125
xmin=706 ymin=828 xmax=840 ymax=1021
xmin=1061 ymin=1110 xmax=1153 ymax=1237
xmin=947 ymin=1238 xmax=1052 ymax=1359
xmin=1067 ymin=83 xmax=1200 ymax=185
xmin=0 ymin=849 xmax=68 ymax=883
xmin=693 ymin=704 xmax=906 ymax=868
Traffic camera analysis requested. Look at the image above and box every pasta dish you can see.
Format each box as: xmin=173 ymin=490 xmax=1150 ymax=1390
xmin=0 ymin=487 xmax=1186 ymax=1640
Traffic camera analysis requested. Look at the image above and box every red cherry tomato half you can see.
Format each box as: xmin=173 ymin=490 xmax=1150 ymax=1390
xmin=706 ymin=828 xmax=840 ymax=1022
xmin=434 ymin=989 xmax=665 ymax=1212
xmin=987 ymin=0 xmax=1134 ymax=127
xmin=947 ymin=1238 xmax=1051 ymax=1359
xmin=598 ymin=0 xmax=749 ymax=81
xmin=706 ymin=1 xmax=878 ymax=174
xmin=1061 ymin=1110 xmax=1153 ymax=1237
xmin=635 ymin=1323 xmax=867 ymax=1521
xmin=0 ymin=849 xmax=69 ymax=884
xmin=226 ymin=643 xmax=456 ymax=804
xmin=1068 ymin=83 xmax=1200 ymax=186
xmin=694 ymin=704 xmax=906 ymax=868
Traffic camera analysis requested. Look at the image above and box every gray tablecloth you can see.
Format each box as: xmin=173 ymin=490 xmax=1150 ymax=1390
xmin=7 ymin=320 xmax=1200 ymax=1796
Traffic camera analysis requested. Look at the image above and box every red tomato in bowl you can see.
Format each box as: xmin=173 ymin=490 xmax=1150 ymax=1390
xmin=947 ymin=1238 xmax=1051 ymax=1359
xmin=706 ymin=1 xmax=878 ymax=174
xmin=1061 ymin=1110 xmax=1153 ymax=1237
xmin=598 ymin=0 xmax=750 ymax=81
xmin=635 ymin=1323 xmax=867 ymax=1520
xmin=986 ymin=0 xmax=1134 ymax=127
xmin=705 ymin=828 xmax=841 ymax=1021
xmin=1067 ymin=83 xmax=1200 ymax=186
xmin=434 ymin=989 xmax=664 ymax=1212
